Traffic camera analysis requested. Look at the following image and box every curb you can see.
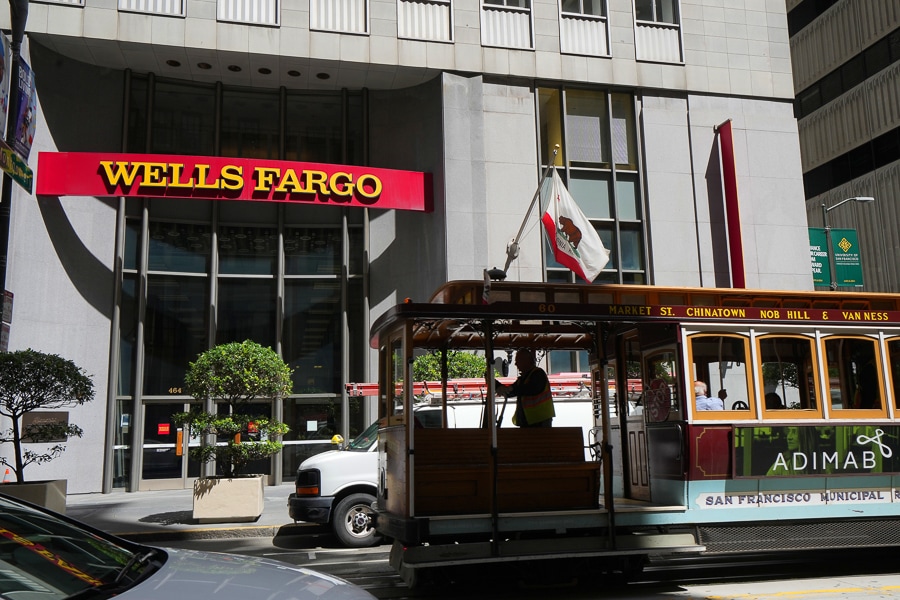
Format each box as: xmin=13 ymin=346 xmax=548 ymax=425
xmin=114 ymin=522 xmax=324 ymax=543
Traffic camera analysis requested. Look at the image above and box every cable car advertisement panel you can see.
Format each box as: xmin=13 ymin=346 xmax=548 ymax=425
xmin=734 ymin=425 xmax=900 ymax=477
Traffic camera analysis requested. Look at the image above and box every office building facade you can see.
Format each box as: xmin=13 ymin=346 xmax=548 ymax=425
xmin=791 ymin=0 xmax=900 ymax=291
xmin=1 ymin=0 xmax=812 ymax=493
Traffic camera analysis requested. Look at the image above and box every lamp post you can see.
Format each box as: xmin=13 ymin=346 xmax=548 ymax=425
xmin=0 ymin=0 xmax=29 ymax=300
xmin=821 ymin=196 xmax=875 ymax=290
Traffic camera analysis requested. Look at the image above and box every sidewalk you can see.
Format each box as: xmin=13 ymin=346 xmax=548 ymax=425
xmin=65 ymin=483 xmax=320 ymax=543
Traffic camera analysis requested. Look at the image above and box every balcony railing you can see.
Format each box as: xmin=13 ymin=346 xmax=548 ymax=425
xmin=481 ymin=4 xmax=532 ymax=49
xmin=634 ymin=20 xmax=681 ymax=63
xmin=218 ymin=0 xmax=279 ymax=25
xmin=311 ymin=0 xmax=368 ymax=34
xmin=119 ymin=0 xmax=185 ymax=17
xmin=559 ymin=13 xmax=608 ymax=56
xmin=398 ymin=0 xmax=453 ymax=42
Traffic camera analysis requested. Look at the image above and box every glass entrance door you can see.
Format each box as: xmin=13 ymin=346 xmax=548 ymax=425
xmin=139 ymin=403 xmax=197 ymax=490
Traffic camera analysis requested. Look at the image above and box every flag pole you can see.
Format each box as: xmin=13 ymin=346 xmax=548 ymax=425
xmin=498 ymin=145 xmax=560 ymax=277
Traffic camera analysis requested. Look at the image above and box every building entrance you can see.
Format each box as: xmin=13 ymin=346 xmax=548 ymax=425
xmin=139 ymin=403 xmax=196 ymax=490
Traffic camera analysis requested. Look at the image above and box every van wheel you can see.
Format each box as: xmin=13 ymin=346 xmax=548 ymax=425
xmin=333 ymin=493 xmax=381 ymax=548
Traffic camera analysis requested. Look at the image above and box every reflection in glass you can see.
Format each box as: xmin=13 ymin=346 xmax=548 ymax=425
xmin=620 ymin=226 xmax=643 ymax=271
xmin=569 ymin=170 xmax=612 ymax=219
xmin=152 ymin=80 xmax=216 ymax=156
xmin=221 ymin=89 xmax=279 ymax=159
xmin=218 ymin=225 xmax=277 ymax=275
xmin=611 ymin=93 xmax=637 ymax=169
xmin=119 ymin=275 xmax=138 ymax=396
xmin=825 ymin=336 xmax=882 ymax=410
xmin=538 ymin=89 xmax=564 ymax=166
xmin=286 ymin=94 xmax=343 ymax=164
xmin=284 ymin=281 xmax=342 ymax=393
xmin=124 ymin=219 xmax=141 ymax=271
xmin=142 ymin=403 xmax=184 ymax=480
xmin=616 ymin=175 xmax=640 ymax=220
xmin=889 ymin=339 xmax=900 ymax=409
xmin=284 ymin=227 xmax=341 ymax=275
xmin=565 ymin=89 xmax=609 ymax=168
xmin=216 ymin=279 xmax=277 ymax=348
xmin=114 ymin=399 xmax=131 ymax=488
xmin=561 ymin=0 xmax=604 ymax=16
xmin=759 ymin=336 xmax=817 ymax=410
xmin=148 ymin=222 xmax=210 ymax=273
xmin=634 ymin=0 xmax=678 ymax=24
xmin=144 ymin=275 xmax=208 ymax=395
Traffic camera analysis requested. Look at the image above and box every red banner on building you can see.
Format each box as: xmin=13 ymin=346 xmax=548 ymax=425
xmin=36 ymin=152 xmax=433 ymax=212
xmin=716 ymin=120 xmax=745 ymax=288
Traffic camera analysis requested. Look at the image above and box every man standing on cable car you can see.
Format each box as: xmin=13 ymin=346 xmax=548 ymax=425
xmin=495 ymin=349 xmax=555 ymax=427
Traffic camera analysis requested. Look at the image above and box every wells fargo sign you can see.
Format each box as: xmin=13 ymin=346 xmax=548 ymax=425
xmin=35 ymin=152 xmax=432 ymax=212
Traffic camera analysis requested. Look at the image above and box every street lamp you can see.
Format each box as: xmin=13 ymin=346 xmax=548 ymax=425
xmin=821 ymin=196 xmax=875 ymax=290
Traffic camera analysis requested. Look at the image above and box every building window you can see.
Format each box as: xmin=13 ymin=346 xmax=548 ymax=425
xmin=558 ymin=0 xmax=608 ymax=56
xmin=481 ymin=0 xmax=533 ymax=49
xmin=633 ymin=0 xmax=682 ymax=63
xmin=634 ymin=0 xmax=677 ymax=24
xmin=538 ymin=88 xmax=646 ymax=284
xmin=561 ymin=0 xmax=602 ymax=17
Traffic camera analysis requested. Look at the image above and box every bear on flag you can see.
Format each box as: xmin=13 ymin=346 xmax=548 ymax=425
xmin=540 ymin=168 xmax=610 ymax=282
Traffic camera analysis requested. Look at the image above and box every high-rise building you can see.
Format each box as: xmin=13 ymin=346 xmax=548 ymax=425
xmin=0 ymin=0 xmax=812 ymax=493
xmin=791 ymin=1 xmax=900 ymax=291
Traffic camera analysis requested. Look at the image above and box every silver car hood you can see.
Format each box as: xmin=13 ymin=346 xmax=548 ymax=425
xmin=121 ymin=546 xmax=375 ymax=599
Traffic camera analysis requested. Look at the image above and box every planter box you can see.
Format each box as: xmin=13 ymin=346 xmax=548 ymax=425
xmin=192 ymin=475 xmax=265 ymax=523
xmin=0 ymin=480 xmax=67 ymax=514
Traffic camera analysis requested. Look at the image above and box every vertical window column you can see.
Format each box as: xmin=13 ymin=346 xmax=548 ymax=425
xmin=537 ymin=88 xmax=646 ymax=284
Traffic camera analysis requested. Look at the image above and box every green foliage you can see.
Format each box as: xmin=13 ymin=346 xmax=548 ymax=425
xmin=177 ymin=341 xmax=292 ymax=477
xmin=185 ymin=340 xmax=293 ymax=403
xmin=413 ymin=351 xmax=490 ymax=381
xmin=0 ymin=349 xmax=94 ymax=483
xmin=172 ymin=410 xmax=289 ymax=477
xmin=762 ymin=362 xmax=799 ymax=389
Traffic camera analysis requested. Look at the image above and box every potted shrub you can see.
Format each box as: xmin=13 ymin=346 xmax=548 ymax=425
xmin=0 ymin=349 xmax=94 ymax=513
xmin=174 ymin=340 xmax=291 ymax=523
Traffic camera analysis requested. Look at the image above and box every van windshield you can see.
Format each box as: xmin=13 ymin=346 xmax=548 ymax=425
xmin=347 ymin=421 xmax=379 ymax=451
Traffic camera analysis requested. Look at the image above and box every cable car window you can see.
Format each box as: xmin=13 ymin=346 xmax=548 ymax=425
xmin=889 ymin=338 xmax=900 ymax=410
xmin=688 ymin=334 xmax=752 ymax=415
xmin=823 ymin=336 xmax=883 ymax=412
xmin=758 ymin=335 xmax=819 ymax=416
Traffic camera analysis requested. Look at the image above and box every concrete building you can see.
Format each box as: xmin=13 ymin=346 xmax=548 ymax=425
xmin=791 ymin=1 xmax=900 ymax=291
xmin=0 ymin=0 xmax=812 ymax=493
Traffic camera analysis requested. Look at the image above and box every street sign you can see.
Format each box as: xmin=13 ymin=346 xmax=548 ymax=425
xmin=0 ymin=139 xmax=32 ymax=193
xmin=809 ymin=227 xmax=864 ymax=288
xmin=809 ymin=228 xmax=830 ymax=287
xmin=831 ymin=228 xmax=864 ymax=287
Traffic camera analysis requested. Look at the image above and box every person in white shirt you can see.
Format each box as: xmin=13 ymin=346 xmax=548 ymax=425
xmin=695 ymin=381 xmax=724 ymax=410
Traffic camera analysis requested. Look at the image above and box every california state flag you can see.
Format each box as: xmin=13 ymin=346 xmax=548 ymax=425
xmin=541 ymin=168 xmax=610 ymax=282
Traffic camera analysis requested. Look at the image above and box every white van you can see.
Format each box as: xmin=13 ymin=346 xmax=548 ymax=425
xmin=286 ymin=403 xmax=473 ymax=547
xmin=288 ymin=420 xmax=381 ymax=547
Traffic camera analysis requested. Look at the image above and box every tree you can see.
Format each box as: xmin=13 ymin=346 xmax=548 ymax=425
xmin=173 ymin=340 xmax=292 ymax=478
xmin=413 ymin=351 xmax=490 ymax=381
xmin=0 ymin=349 xmax=94 ymax=483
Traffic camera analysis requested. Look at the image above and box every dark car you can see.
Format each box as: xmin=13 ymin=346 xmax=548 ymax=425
xmin=0 ymin=492 xmax=376 ymax=600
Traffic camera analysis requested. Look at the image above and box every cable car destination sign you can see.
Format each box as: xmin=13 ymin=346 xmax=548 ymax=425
xmin=35 ymin=152 xmax=432 ymax=211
